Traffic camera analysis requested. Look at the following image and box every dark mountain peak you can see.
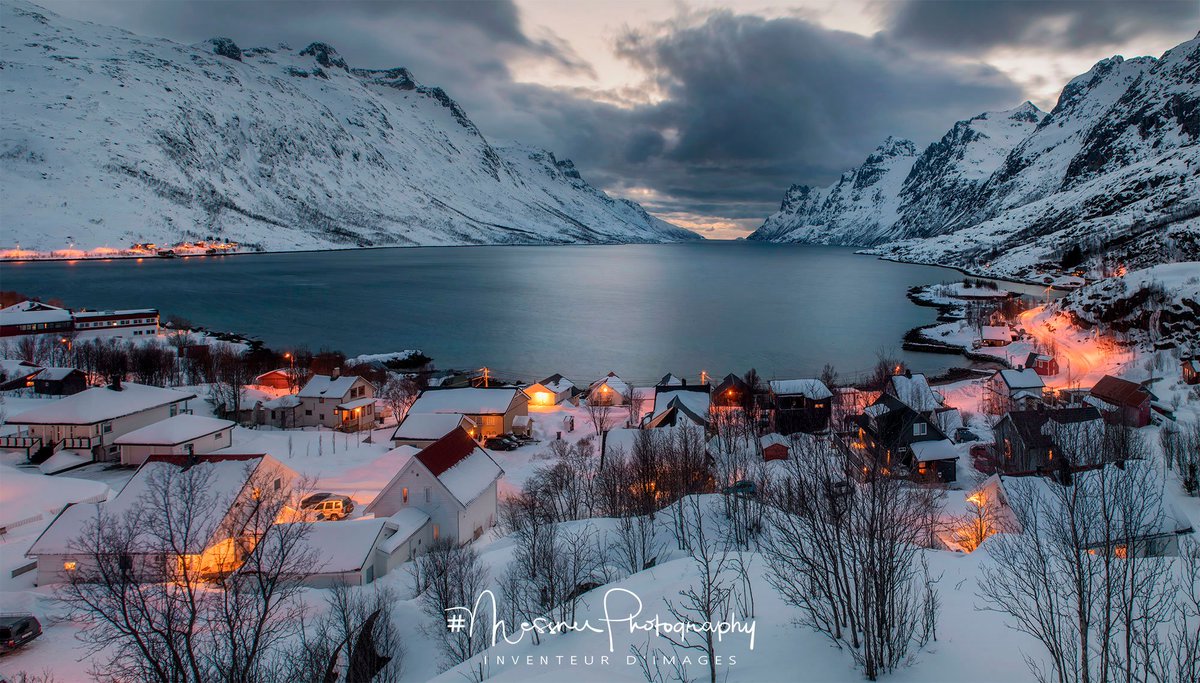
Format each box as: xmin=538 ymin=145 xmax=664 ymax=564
xmin=780 ymin=184 xmax=814 ymax=212
xmin=1008 ymin=101 xmax=1043 ymax=123
xmin=299 ymin=42 xmax=347 ymax=70
xmin=204 ymin=37 xmax=242 ymax=62
xmin=875 ymin=136 xmax=918 ymax=158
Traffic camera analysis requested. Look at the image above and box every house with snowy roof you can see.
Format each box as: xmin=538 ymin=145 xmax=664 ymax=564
xmin=979 ymin=462 xmax=1194 ymax=557
xmin=391 ymin=412 xmax=477 ymax=447
xmin=269 ymin=508 xmax=433 ymax=589
xmin=884 ymin=371 xmax=944 ymax=416
xmin=849 ymin=394 xmax=958 ymax=483
xmin=27 ymin=453 xmax=298 ymax=584
xmin=405 ymin=387 xmax=528 ymax=439
xmin=587 ymin=372 xmax=630 ymax=406
xmin=712 ymin=373 xmax=752 ymax=408
xmin=980 ymin=325 xmax=1013 ymax=347
xmin=646 ymin=386 xmax=711 ymax=429
xmin=1182 ymin=356 xmax=1200 ymax=385
xmin=760 ymin=433 xmax=790 ymax=461
xmin=365 ymin=427 xmax=503 ymax=543
xmin=991 ymin=406 xmax=1102 ymax=472
xmin=1 ymin=377 xmax=195 ymax=463
xmin=0 ymin=359 xmax=44 ymax=391
xmin=113 ymin=414 xmax=235 ymax=466
xmin=1024 ymin=352 xmax=1060 ymax=376
xmin=985 ymin=368 xmax=1045 ymax=415
xmin=0 ymin=300 xmax=72 ymax=338
xmin=32 ymin=367 xmax=87 ymax=396
xmin=768 ymin=379 xmax=833 ymax=434
xmin=656 ymin=373 xmax=684 ymax=387
xmin=524 ymin=373 xmax=575 ymax=406
xmin=297 ymin=370 xmax=376 ymax=431
xmin=1088 ymin=375 xmax=1152 ymax=427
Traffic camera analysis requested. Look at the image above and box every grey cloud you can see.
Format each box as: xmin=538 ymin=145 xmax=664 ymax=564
xmin=885 ymin=0 xmax=1197 ymax=52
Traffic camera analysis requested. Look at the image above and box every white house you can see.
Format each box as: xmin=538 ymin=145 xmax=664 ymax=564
xmin=277 ymin=508 xmax=433 ymax=589
xmin=113 ymin=414 xmax=235 ymax=466
xmin=366 ymin=427 xmax=502 ymax=543
xmin=981 ymin=325 xmax=1013 ymax=347
xmin=1 ymin=378 xmax=196 ymax=462
xmin=297 ymin=372 xmax=376 ymax=431
xmin=587 ymin=372 xmax=630 ymax=406
xmin=406 ymin=387 xmax=528 ymax=439
xmin=391 ymin=412 xmax=477 ymax=447
xmin=986 ymin=368 xmax=1046 ymax=414
xmin=27 ymin=453 xmax=297 ymax=585
xmin=646 ymin=388 xmax=711 ymax=429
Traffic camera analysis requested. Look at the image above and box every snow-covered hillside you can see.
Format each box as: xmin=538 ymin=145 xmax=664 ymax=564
xmin=751 ymin=34 xmax=1200 ymax=280
xmin=1052 ymin=262 xmax=1200 ymax=348
xmin=0 ymin=2 xmax=698 ymax=252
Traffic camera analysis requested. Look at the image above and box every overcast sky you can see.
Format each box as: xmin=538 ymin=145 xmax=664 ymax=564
xmin=35 ymin=0 xmax=1199 ymax=238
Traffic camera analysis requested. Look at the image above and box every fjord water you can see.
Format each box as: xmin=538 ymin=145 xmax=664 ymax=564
xmin=3 ymin=243 xmax=999 ymax=382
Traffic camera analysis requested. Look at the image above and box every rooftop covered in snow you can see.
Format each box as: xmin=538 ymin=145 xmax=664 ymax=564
xmin=7 ymin=382 xmax=196 ymax=425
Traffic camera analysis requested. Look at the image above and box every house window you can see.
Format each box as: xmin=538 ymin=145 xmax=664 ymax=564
xmin=274 ymin=478 xmax=282 ymax=491
xmin=102 ymin=422 xmax=113 ymax=434
xmin=433 ymin=524 xmax=439 ymax=540
xmin=424 ymin=487 xmax=431 ymax=504
xmin=402 ymin=487 xmax=409 ymax=504
xmin=170 ymin=404 xmax=179 ymax=417
xmin=215 ymin=431 xmax=223 ymax=440
xmin=305 ymin=409 xmax=312 ymax=416
xmin=913 ymin=423 xmax=927 ymax=436
xmin=63 ymin=560 xmax=77 ymax=571
xmin=184 ymin=444 xmax=194 ymax=456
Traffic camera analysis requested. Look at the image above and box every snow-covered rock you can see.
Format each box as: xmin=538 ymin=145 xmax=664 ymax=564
xmin=751 ymin=34 xmax=1200 ymax=280
xmin=1052 ymin=263 xmax=1200 ymax=348
xmin=0 ymin=1 xmax=698 ymax=251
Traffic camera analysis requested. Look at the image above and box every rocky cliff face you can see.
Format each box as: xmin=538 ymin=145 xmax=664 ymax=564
xmin=751 ymin=34 xmax=1200 ymax=280
xmin=0 ymin=2 xmax=698 ymax=251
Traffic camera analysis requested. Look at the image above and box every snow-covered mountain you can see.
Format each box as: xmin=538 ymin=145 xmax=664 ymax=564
xmin=0 ymin=1 xmax=698 ymax=252
xmin=751 ymin=34 xmax=1200 ymax=280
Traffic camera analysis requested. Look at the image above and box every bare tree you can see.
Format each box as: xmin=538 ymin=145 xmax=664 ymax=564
xmin=978 ymin=460 xmax=1180 ymax=683
xmin=660 ymin=495 xmax=734 ymax=683
xmin=763 ymin=437 xmax=936 ymax=680
xmin=208 ymin=345 xmax=252 ymax=419
xmin=293 ymin=583 xmax=405 ymax=683
xmin=584 ymin=395 xmax=615 ymax=437
xmin=379 ymin=375 xmax=419 ymax=426
xmin=417 ymin=539 xmax=489 ymax=668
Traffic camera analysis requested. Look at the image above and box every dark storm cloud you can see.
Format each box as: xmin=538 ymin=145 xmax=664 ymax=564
xmin=510 ymin=11 xmax=1021 ymax=218
xmin=885 ymin=0 xmax=1197 ymax=53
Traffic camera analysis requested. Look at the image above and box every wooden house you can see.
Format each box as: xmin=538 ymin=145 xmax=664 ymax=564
xmin=2 ymin=378 xmax=195 ymax=463
xmin=392 ymin=412 xmax=478 ymax=447
xmin=27 ymin=454 xmax=297 ymax=585
xmin=712 ymin=373 xmax=751 ymax=408
xmin=985 ymin=368 xmax=1045 ymax=415
xmin=760 ymin=433 xmax=790 ymax=461
xmin=524 ymin=374 xmax=575 ymax=406
xmin=365 ymin=428 xmax=503 ymax=543
xmin=1088 ymin=375 xmax=1152 ymax=427
xmin=980 ymin=326 xmax=1013 ymax=347
xmin=991 ymin=406 xmax=1103 ymax=472
xmin=1024 ymin=352 xmax=1060 ymax=376
xmin=113 ymin=414 xmax=236 ymax=466
xmin=32 ymin=367 xmax=87 ymax=396
xmin=768 ymin=379 xmax=832 ymax=434
xmin=884 ymin=371 xmax=943 ymax=416
xmin=254 ymin=369 xmax=293 ymax=390
xmin=405 ymin=387 xmax=528 ymax=439
xmin=297 ymin=371 xmax=376 ymax=431
xmin=647 ymin=386 xmax=711 ymax=429
xmin=274 ymin=509 xmax=433 ymax=589
xmin=0 ymin=360 xmax=44 ymax=391
xmin=849 ymin=394 xmax=958 ymax=483
xmin=1181 ymin=356 xmax=1199 ymax=385
xmin=587 ymin=372 xmax=630 ymax=406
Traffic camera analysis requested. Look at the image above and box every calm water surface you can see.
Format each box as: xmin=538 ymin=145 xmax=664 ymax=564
xmin=1 ymin=243 xmax=1012 ymax=383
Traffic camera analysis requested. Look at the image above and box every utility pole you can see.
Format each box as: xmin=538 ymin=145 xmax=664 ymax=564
xmin=479 ymin=367 xmax=491 ymax=388
xmin=700 ymin=370 xmax=708 ymax=385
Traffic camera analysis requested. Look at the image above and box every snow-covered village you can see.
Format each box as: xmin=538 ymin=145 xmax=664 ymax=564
xmin=1 ymin=1 xmax=1199 ymax=682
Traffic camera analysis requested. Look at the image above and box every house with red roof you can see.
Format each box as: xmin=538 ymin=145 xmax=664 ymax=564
xmin=365 ymin=427 xmax=503 ymax=543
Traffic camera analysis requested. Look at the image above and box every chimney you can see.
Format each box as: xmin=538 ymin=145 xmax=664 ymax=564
xmin=682 ymin=378 xmax=688 ymax=386
xmin=109 ymin=374 xmax=123 ymax=391
xmin=332 ymin=366 xmax=341 ymax=379
xmin=904 ymin=369 xmax=912 ymax=378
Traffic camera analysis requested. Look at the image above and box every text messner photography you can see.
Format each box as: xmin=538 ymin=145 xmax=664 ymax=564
xmin=445 ymin=587 xmax=757 ymax=670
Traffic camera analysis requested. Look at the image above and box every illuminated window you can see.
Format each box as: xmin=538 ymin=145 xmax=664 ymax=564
xmin=402 ymin=487 xmax=409 ymax=504
xmin=433 ymin=524 xmax=439 ymax=540
xmin=63 ymin=560 xmax=77 ymax=571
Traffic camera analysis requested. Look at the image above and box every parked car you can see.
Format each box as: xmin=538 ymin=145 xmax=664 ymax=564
xmin=484 ymin=436 xmax=517 ymax=451
xmin=301 ymin=493 xmax=355 ymax=521
xmin=954 ymin=427 xmax=981 ymax=443
xmin=0 ymin=613 xmax=42 ymax=654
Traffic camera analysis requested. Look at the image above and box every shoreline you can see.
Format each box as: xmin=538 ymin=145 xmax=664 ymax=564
xmin=900 ymin=284 xmax=1016 ymax=372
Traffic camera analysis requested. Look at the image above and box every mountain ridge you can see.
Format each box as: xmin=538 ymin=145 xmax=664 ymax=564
xmin=750 ymin=34 xmax=1200 ymax=279
xmin=0 ymin=1 xmax=699 ymax=252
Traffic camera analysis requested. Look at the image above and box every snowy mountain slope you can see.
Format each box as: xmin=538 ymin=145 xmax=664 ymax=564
xmin=0 ymin=1 xmax=698 ymax=252
xmin=1051 ymin=262 xmax=1200 ymax=348
xmin=750 ymin=33 xmax=1200 ymax=280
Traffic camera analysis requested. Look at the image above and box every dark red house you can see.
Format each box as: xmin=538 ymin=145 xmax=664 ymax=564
xmin=1089 ymin=375 xmax=1152 ymax=428
xmin=760 ymin=434 xmax=790 ymax=461
xmin=1024 ymin=352 xmax=1060 ymax=376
